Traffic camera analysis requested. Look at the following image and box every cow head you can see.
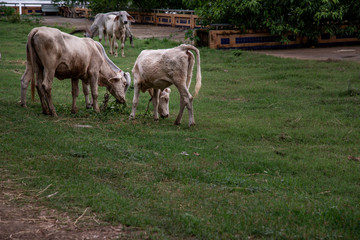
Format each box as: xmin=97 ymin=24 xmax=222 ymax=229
xmin=158 ymin=88 xmax=171 ymax=118
xmin=100 ymin=71 xmax=131 ymax=104
xmin=115 ymin=11 xmax=135 ymax=25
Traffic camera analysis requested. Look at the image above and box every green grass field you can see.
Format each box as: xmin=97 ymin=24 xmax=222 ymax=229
xmin=1 ymin=20 xmax=360 ymax=239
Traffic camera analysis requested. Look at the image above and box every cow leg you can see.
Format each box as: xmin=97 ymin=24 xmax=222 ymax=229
xmin=114 ymin=39 xmax=119 ymax=57
xmin=129 ymin=81 xmax=140 ymax=120
xmin=20 ymin=66 xmax=32 ymax=107
xmin=71 ymin=78 xmax=79 ymax=114
xmin=109 ymin=35 xmax=114 ymax=55
xmin=126 ymin=27 xmax=134 ymax=47
xmin=42 ymin=69 xmax=57 ymax=117
xmin=98 ymin=27 xmax=104 ymax=43
xmin=121 ymin=34 xmax=125 ymax=57
xmin=34 ymin=69 xmax=50 ymax=115
xmin=175 ymin=85 xmax=195 ymax=126
xmin=35 ymin=70 xmax=50 ymax=115
xmin=175 ymin=97 xmax=186 ymax=125
xmin=151 ymin=89 xmax=160 ymax=121
xmin=82 ymin=81 xmax=92 ymax=109
xmin=89 ymin=75 xmax=100 ymax=113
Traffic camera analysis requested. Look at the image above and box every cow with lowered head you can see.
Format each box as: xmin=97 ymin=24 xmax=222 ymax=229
xmin=147 ymin=88 xmax=172 ymax=118
xmin=130 ymin=44 xmax=201 ymax=126
xmin=20 ymin=26 xmax=131 ymax=116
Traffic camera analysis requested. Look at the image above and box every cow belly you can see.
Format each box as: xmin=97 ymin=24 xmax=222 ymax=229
xmin=55 ymin=63 xmax=84 ymax=80
xmin=140 ymin=78 xmax=171 ymax=92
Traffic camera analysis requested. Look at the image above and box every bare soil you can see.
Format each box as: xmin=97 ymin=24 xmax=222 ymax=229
xmin=0 ymin=170 xmax=147 ymax=240
xmin=42 ymin=16 xmax=186 ymax=42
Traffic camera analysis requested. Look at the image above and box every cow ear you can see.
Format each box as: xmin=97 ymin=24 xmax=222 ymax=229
xmin=115 ymin=15 xmax=119 ymax=21
xmin=165 ymin=88 xmax=171 ymax=93
xmin=127 ymin=14 xmax=135 ymax=23
xmin=109 ymin=77 xmax=120 ymax=83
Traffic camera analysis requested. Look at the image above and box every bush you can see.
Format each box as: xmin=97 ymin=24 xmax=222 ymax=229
xmin=195 ymin=0 xmax=360 ymax=41
xmin=0 ymin=5 xmax=15 ymax=16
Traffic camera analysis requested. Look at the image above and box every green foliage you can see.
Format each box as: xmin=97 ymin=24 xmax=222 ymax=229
xmin=1 ymin=22 xmax=360 ymax=239
xmin=0 ymin=4 xmax=15 ymax=16
xmin=196 ymin=0 xmax=360 ymax=41
xmin=184 ymin=29 xmax=200 ymax=43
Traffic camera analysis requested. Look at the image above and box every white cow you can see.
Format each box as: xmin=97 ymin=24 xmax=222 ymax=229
xmin=110 ymin=11 xmax=135 ymax=57
xmin=130 ymin=44 xmax=201 ymax=126
xmin=20 ymin=27 xmax=131 ymax=116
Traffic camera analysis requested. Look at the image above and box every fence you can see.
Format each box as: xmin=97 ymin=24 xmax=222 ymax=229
xmin=196 ymin=29 xmax=360 ymax=50
xmin=128 ymin=9 xmax=201 ymax=29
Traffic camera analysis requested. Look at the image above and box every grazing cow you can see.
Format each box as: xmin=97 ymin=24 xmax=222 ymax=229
xmin=20 ymin=27 xmax=130 ymax=116
xmin=70 ymin=11 xmax=134 ymax=48
xmin=147 ymin=88 xmax=171 ymax=118
xmin=130 ymin=44 xmax=201 ymax=126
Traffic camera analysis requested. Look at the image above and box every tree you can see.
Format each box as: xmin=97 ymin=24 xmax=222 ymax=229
xmin=195 ymin=0 xmax=360 ymax=41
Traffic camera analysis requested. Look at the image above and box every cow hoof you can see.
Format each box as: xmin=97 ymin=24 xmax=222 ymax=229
xmin=129 ymin=115 xmax=135 ymax=120
xmin=71 ymin=108 xmax=78 ymax=114
xmin=154 ymin=118 xmax=159 ymax=122
xmin=174 ymin=121 xmax=181 ymax=125
xmin=189 ymin=123 xmax=196 ymax=127
xmin=20 ymin=103 xmax=27 ymax=108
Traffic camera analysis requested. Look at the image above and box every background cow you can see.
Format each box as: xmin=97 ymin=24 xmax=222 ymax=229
xmin=70 ymin=11 xmax=135 ymax=48
xmin=20 ymin=27 xmax=130 ymax=116
xmin=111 ymin=11 xmax=135 ymax=57
xmin=130 ymin=44 xmax=201 ymax=126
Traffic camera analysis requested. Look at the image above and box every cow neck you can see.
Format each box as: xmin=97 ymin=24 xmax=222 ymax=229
xmin=95 ymin=41 xmax=121 ymax=73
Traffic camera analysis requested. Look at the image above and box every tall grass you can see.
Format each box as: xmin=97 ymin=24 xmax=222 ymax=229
xmin=1 ymin=21 xmax=360 ymax=239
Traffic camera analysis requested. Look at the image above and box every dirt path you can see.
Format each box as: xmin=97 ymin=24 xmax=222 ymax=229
xmin=42 ymin=16 xmax=187 ymax=42
xmin=257 ymin=46 xmax=360 ymax=62
xmin=0 ymin=172 xmax=147 ymax=240
xmin=41 ymin=16 xmax=360 ymax=62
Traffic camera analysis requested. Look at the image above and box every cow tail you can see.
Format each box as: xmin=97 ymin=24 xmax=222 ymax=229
xmin=183 ymin=45 xmax=201 ymax=97
xmin=27 ymin=28 xmax=39 ymax=101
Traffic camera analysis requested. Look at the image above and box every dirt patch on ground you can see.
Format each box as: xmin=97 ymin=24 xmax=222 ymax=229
xmin=0 ymin=170 xmax=147 ymax=240
xmin=42 ymin=16 xmax=186 ymax=42
xmin=257 ymin=46 xmax=360 ymax=62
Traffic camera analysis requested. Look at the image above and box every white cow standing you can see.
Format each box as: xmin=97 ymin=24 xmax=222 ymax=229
xmin=130 ymin=44 xmax=201 ymax=126
xmin=105 ymin=11 xmax=135 ymax=57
